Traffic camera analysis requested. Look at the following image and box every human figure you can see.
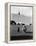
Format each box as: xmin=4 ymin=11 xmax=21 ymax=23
xmin=18 ymin=12 xmax=20 ymax=15
xmin=17 ymin=27 xmax=20 ymax=32
xmin=23 ymin=26 xmax=27 ymax=33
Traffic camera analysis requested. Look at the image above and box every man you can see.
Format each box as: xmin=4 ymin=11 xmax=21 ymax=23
xmin=23 ymin=26 xmax=27 ymax=33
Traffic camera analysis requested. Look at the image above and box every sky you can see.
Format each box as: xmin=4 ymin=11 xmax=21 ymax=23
xmin=11 ymin=6 xmax=32 ymax=17
xmin=10 ymin=6 xmax=32 ymax=24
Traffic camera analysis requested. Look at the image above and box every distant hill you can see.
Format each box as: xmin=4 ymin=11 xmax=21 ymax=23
xmin=11 ymin=14 xmax=32 ymax=25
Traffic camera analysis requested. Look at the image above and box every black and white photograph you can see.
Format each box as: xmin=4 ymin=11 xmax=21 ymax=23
xmin=10 ymin=5 xmax=33 ymax=40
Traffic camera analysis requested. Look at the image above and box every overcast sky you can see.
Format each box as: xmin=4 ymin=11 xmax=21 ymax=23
xmin=11 ymin=6 xmax=32 ymax=17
